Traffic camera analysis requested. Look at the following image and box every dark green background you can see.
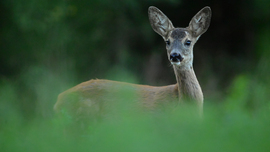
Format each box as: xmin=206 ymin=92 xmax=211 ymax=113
xmin=2 ymin=0 xmax=269 ymax=118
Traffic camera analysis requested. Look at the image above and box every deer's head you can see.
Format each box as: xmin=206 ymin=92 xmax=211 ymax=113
xmin=148 ymin=6 xmax=211 ymax=70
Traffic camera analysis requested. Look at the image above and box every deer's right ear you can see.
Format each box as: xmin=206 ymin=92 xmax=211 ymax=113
xmin=148 ymin=6 xmax=174 ymax=39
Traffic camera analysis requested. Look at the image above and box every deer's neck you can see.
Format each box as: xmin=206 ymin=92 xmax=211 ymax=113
xmin=173 ymin=65 xmax=203 ymax=103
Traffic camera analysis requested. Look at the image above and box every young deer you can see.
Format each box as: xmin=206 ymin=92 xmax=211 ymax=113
xmin=54 ymin=6 xmax=211 ymax=118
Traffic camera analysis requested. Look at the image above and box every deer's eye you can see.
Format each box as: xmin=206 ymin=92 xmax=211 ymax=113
xmin=165 ymin=40 xmax=170 ymax=45
xmin=185 ymin=40 xmax=191 ymax=46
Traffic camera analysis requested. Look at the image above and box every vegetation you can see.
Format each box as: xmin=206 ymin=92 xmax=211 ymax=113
xmin=1 ymin=0 xmax=270 ymax=151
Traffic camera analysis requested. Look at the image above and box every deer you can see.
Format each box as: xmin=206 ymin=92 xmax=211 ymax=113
xmin=54 ymin=6 xmax=211 ymax=120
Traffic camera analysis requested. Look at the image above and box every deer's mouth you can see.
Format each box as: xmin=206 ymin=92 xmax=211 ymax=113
xmin=171 ymin=61 xmax=181 ymax=66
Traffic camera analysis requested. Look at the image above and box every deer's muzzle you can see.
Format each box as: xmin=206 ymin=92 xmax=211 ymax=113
xmin=170 ymin=53 xmax=184 ymax=63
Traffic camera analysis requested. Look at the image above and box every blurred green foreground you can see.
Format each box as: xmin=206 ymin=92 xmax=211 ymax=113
xmin=1 ymin=73 xmax=270 ymax=152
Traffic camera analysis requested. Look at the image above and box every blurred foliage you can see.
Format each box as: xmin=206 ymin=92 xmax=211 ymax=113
xmin=1 ymin=0 xmax=270 ymax=151
xmin=1 ymin=88 xmax=270 ymax=152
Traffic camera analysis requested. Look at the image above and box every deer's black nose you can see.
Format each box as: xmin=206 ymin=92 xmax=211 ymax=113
xmin=170 ymin=53 xmax=184 ymax=62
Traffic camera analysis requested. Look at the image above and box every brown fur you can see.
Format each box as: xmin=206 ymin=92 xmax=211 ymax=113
xmin=54 ymin=79 xmax=178 ymax=119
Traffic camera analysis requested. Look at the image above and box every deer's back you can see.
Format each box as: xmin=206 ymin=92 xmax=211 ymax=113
xmin=54 ymin=79 xmax=178 ymax=118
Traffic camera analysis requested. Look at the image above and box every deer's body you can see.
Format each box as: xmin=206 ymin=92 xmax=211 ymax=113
xmin=54 ymin=6 xmax=211 ymax=117
xmin=54 ymin=80 xmax=178 ymax=115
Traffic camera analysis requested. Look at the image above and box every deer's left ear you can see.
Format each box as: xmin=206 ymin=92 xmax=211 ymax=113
xmin=188 ymin=7 xmax=211 ymax=38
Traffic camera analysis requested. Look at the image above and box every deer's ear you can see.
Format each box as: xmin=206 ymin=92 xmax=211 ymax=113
xmin=148 ymin=6 xmax=174 ymax=39
xmin=188 ymin=7 xmax=211 ymax=38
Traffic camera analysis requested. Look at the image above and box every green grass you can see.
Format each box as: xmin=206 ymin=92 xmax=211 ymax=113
xmin=1 ymin=102 xmax=270 ymax=152
xmin=1 ymin=68 xmax=270 ymax=152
